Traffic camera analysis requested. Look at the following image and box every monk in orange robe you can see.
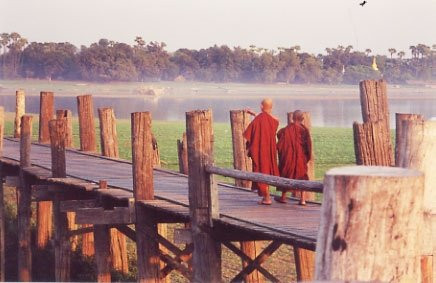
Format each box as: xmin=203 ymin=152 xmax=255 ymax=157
xmin=275 ymin=110 xmax=312 ymax=205
xmin=243 ymin=98 xmax=280 ymax=205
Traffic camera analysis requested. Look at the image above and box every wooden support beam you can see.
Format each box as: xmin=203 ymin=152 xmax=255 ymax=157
xmin=0 ymin=107 xmax=4 ymax=282
xmin=37 ymin=92 xmax=55 ymax=250
xmin=223 ymin=241 xmax=278 ymax=282
xmin=230 ymin=109 xmax=263 ymax=283
xmin=159 ymin=253 xmax=192 ymax=280
xmin=14 ymin=89 xmax=25 ymax=138
xmin=113 ymin=224 xmax=136 ymax=242
xmin=160 ymin=244 xmax=193 ymax=278
xmin=315 ymin=166 xmax=424 ymax=281
xmin=60 ymin=199 xmax=97 ymax=212
xmin=75 ymin=207 xmax=135 ymax=225
xmin=49 ymin=119 xmax=71 ymax=281
xmin=94 ymin=180 xmax=111 ymax=283
xmin=77 ymin=94 xmax=96 ymax=257
xmin=186 ymin=109 xmax=221 ymax=282
xmin=131 ymin=112 xmax=161 ymax=282
xmin=98 ymin=107 xmax=128 ymax=274
xmin=69 ymin=226 xmax=95 ymax=237
xmin=231 ymin=240 xmax=282 ymax=282
xmin=206 ymin=165 xmax=323 ymax=193
xmin=177 ymin=132 xmax=188 ymax=174
xmin=18 ymin=115 xmax=33 ymax=281
xmin=396 ymin=119 xmax=436 ymax=282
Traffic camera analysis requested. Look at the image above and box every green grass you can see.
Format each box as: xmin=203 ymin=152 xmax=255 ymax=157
xmin=4 ymin=114 xmax=356 ymax=180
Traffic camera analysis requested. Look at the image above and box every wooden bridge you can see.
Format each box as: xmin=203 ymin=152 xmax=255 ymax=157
xmin=0 ymin=81 xmax=433 ymax=283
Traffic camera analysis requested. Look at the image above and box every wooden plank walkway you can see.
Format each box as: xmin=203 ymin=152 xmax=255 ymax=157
xmin=2 ymin=138 xmax=321 ymax=249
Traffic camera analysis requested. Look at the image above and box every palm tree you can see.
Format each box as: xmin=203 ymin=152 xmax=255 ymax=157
xmin=409 ymin=45 xmax=417 ymax=59
xmin=365 ymin=48 xmax=372 ymax=56
xmin=388 ymin=48 xmax=397 ymax=58
xmin=397 ymin=51 xmax=406 ymax=60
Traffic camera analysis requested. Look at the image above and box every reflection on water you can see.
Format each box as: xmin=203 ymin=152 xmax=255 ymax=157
xmin=0 ymin=94 xmax=435 ymax=127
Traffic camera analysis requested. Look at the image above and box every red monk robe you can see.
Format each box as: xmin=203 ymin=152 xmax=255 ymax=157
xmin=276 ymin=122 xmax=312 ymax=198
xmin=243 ymin=112 xmax=280 ymax=198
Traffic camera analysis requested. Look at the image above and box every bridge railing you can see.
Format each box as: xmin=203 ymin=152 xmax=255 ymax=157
xmin=205 ymin=165 xmax=324 ymax=193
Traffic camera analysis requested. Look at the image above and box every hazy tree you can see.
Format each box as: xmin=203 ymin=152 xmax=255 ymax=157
xmin=397 ymin=51 xmax=406 ymax=60
xmin=388 ymin=48 xmax=397 ymax=58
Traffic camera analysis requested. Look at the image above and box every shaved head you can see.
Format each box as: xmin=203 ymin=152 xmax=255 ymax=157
xmin=261 ymin=98 xmax=273 ymax=113
xmin=293 ymin=110 xmax=304 ymax=122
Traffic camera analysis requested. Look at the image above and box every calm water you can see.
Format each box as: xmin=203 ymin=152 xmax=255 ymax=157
xmin=1 ymin=80 xmax=436 ymax=127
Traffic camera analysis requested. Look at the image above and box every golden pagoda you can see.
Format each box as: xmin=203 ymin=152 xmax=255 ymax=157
xmin=371 ymin=57 xmax=379 ymax=71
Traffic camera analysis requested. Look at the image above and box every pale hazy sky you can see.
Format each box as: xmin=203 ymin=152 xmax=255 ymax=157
xmin=1 ymin=0 xmax=435 ymax=56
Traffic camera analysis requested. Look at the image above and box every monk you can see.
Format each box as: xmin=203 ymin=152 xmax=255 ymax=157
xmin=275 ymin=110 xmax=312 ymax=205
xmin=243 ymin=98 xmax=280 ymax=205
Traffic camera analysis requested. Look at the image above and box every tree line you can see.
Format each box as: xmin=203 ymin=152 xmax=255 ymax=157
xmin=1 ymin=32 xmax=435 ymax=84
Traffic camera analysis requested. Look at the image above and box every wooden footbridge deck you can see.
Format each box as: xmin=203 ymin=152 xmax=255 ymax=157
xmin=2 ymin=137 xmax=320 ymax=250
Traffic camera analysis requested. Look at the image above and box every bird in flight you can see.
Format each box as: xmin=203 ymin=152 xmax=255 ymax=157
xmin=360 ymin=1 xmax=367 ymax=6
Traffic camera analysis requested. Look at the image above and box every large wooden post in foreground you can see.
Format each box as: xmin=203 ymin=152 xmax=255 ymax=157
xmin=37 ymin=92 xmax=55 ymax=249
xmin=230 ymin=110 xmax=263 ymax=283
xmin=186 ymin=109 xmax=222 ymax=282
xmin=353 ymin=80 xmax=394 ymax=166
xmin=316 ymin=166 xmax=424 ymax=281
xmin=17 ymin=115 xmax=33 ymax=281
xmin=0 ymin=107 xmax=4 ymax=282
xmin=396 ymin=120 xmax=436 ymax=282
xmin=131 ymin=112 xmax=160 ymax=282
xmin=14 ymin=90 xmax=25 ymax=138
xmin=177 ymin=133 xmax=188 ymax=174
xmin=98 ymin=107 xmax=128 ymax=274
xmin=77 ymin=95 xmax=96 ymax=256
xmin=49 ymin=119 xmax=71 ymax=281
xmin=287 ymin=111 xmax=316 ymax=281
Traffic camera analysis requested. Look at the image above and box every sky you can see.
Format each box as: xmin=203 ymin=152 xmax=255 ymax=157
xmin=1 ymin=0 xmax=435 ymax=56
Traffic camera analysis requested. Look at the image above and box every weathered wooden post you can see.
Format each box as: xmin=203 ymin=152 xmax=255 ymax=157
xmin=397 ymin=120 xmax=436 ymax=282
xmin=77 ymin=94 xmax=96 ymax=256
xmin=14 ymin=90 xmax=25 ymax=138
xmin=177 ymin=133 xmax=189 ymax=174
xmin=49 ymin=118 xmax=71 ymax=281
xmin=131 ymin=112 xmax=161 ymax=282
xmin=230 ymin=110 xmax=263 ymax=283
xmin=0 ymin=107 xmax=4 ymax=282
xmin=55 ymin=109 xmax=78 ymax=251
xmin=37 ymin=92 xmax=55 ymax=250
xmin=94 ymin=180 xmax=111 ymax=283
xmin=17 ymin=115 xmax=33 ymax=281
xmin=287 ymin=111 xmax=316 ymax=281
xmin=315 ymin=166 xmax=424 ymax=281
xmin=98 ymin=107 xmax=128 ymax=274
xmin=152 ymin=135 xmax=161 ymax=167
xmin=77 ymin=94 xmax=97 ymax=152
xmin=394 ymin=113 xmax=424 ymax=165
xmin=56 ymin=110 xmax=74 ymax=148
xmin=186 ymin=109 xmax=221 ymax=282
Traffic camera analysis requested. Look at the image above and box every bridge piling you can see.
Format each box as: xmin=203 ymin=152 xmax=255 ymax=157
xmin=77 ymin=94 xmax=96 ymax=256
xmin=14 ymin=90 xmax=25 ymax=138
xmin=230 ymin=109 xmax=263 ymax=283
xmin=56 ymin=110 xmax=74 ymax=148
xmin=37 ymin=91 xmax=55 ymax=250
xmin=315 ymin=166 xmax=424 ymax=281
xmin=396 ymin=119 xmax=436 ymax=282
xmin=17 ymin=115 xmax=33 ymax=281
xmin=94 ymin=180 xmax=111 ymax=283
xmin=49 ymin=118 xmax=71 ymax=281
xmin=177 ymin=132 xmax=188 ymax=174
xmin=0 ymin=107 xmax=4 ymax=282
xmin=131 ymin=112 xmax=161 ymax=282
xmin=394 ymin=113 xmax=424 ymax=165
xmin=97 ymin=107 xmax=128 ymax=274
xmin=186 ymin=109 xmax=222 ymax=282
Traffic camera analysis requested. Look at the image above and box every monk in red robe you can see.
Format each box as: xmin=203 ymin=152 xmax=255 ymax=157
xmin=243 ymin=98 xmax=280 ymax=205
xmin=275 ymin=110 xmax=312 ymax=205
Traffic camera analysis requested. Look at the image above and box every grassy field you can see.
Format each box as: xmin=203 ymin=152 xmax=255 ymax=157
xmin=2 ymin=114 xmax=356 ymax=281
